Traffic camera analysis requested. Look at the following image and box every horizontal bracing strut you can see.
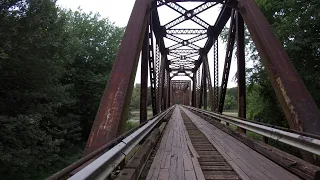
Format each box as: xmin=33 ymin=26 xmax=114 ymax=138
xmin=166 ymin=29 xmax=207 ymax=34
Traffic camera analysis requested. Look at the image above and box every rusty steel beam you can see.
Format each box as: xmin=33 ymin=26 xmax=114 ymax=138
xmin=166 ymin=71 xmax=170 ymax=108
xmin=194 ymin=5 xmax=232 ymax=72
xmin=237 ymin=0 xmax=320 ymax=135
xmin=140 ymin=23 xmax=149 ymax=123
xmin=197 ymin=68 xmax=201 ymax=108
xmin=84 ymin=0 xmax=152 ymax=155
xmin=203 ymin=62 xmax=207 ymax=110
xmin=151 ymin=3 xmax=166 ymax=54
xmin=236 ymin=12 xmax=246 ymax=134
xmin=218 ymin=10 xmax=236 ymax=113
xmin=147 ymin=19 xmax=158 ymax=116
xmin=159 ymin=55 xmax=166 ymax=112
xmin=192 ymin=72 xmax=197 ymax=107
xmin=213 ymin=39 xmax=219 ymax=112
xmin=203 ymin=55 xmax=215 ymax=111
xmin=199 ymin=66 xmax=204 ymax=108
xmin=168 ymin=78 xmax=172 ymax=106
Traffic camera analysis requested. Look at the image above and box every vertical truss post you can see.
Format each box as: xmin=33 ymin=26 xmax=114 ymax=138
xmin=168 ymin=77 xmax=171 ymax=107
xmin=192 ymin=72 xmax=197 ymax=107
xmin=166 ymin=70 xmax=170 ymax=108
xmin=218 ymin=10 xmax=236 ymax=113
xmin=159 ymin=55 xmax=166 ymax=112
xmin=199 ymin=66 xmax=204 ymax=108
xmin=236 ymin=12 xmax=247 ymax=134
xmin=197 ymin=68 xmax=201 ymax=108
xmin=84 ymin=0 xmax=151 ymax=155
xmin=204 ymin=55 xmax=215 ymax=111
xmin=140 ymin=22 xmax=149 ymax=124
xmin=155 ymin=46 xmax=161 ymax=113
xmin=203 ymin=61 xmax=208 ymax=110
xmin=147 ymin=18 xmax=158 ymax=116
xmin=163 ymin=69 xmax=167 ymax=109
xmin=238 ymin=0 xmax=320 ymax=135
xmin=213 ymin=39 xmax=219 ymax=112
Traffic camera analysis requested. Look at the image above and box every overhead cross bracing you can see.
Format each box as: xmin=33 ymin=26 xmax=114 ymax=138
xmin=156 ymin=1 xmax=221 ymax=75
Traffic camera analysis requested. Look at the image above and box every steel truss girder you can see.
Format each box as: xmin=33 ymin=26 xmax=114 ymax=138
xmin=218 ymin=10 xmax=236 ymax=113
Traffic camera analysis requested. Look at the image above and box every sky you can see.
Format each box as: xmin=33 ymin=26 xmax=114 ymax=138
xmin=56 ymin=0 xmax=238 ymax=88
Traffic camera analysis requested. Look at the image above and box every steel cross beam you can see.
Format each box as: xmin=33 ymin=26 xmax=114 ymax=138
xmin=166 ymin=29 xmax=207 ymax=35
xmin=167 ymin=34 xmax=202 ymax=50
xmin=84 ymin=0 xmax=152 ymax=155
xmin=164 ymin=2 xmax=216 ymax=29
xmin=218 ymin=10 xmax=236 ymax=113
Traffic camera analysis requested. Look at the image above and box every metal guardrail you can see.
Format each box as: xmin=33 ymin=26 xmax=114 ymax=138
xmin=183 ymin=106 xmax=320 ymax=156
xmin=67 ymin=106 xmax=174 ymax=180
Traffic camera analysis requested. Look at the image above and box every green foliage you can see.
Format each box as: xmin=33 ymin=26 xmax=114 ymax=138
xmin=223 ymin=87 xmax=237 ymax=111
xmin=126 ymin=121 xmax=139 ymax=132
xmin=0 ymin=1 xmax=124 ymax=179
xmin=246 ymin=0 xmax=320 ymax=128
xmin=60 ymin=9 xmax=124 ymax=140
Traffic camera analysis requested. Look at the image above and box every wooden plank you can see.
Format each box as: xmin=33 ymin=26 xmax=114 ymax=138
xmin=183 ymin=152 xmax=194 ymax=171
xmin=181 ymin=107 xmax=301 ymax=180
xmin=185 ymin=170 xmax=197 ymax=180
xmin=158 ymin=169 xmax=169 ymax=180
xmin=147 ymin=107 xmax=197 ymax=180
xmin=191 ymin=157 xmax=206 ymax=180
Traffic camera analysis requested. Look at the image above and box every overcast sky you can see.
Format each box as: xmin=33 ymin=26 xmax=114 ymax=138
xmin=56 ymin=0 xmax=238 ymax=87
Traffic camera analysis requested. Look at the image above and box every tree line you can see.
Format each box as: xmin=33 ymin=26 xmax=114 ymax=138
xmin=0 ymin=0 xmax=124 ymax=179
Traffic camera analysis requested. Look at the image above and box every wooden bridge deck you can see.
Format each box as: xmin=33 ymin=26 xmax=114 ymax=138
xmin=146 ymin=106 xmax=300 ymax=180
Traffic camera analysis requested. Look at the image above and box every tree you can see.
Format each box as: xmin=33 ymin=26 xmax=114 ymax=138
xmin=60 ymin=9 xmax=124 ymax=140
xmin=0 ymin=1 xmax=124 ymax=179
xmin=0 ymin=0 xmax=82 ymax=179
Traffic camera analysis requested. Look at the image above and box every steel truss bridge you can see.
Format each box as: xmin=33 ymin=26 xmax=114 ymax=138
xmin=48 ymin=0 xmax=320 ymax=180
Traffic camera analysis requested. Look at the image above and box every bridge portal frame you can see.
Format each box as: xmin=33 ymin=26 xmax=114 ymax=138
xmin=84 ymin=0 xmax=320 ymax=159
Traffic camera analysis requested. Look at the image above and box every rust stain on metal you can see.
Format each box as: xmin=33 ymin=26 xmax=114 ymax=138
xmin=101 ymin=79 xmax=125 ymax=132
xmin=276 ymin=77 xmax=303 ymax=131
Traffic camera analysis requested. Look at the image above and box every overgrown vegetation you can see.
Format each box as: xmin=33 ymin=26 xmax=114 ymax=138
xmin=0 ymin=0 xmax=124 ymax=179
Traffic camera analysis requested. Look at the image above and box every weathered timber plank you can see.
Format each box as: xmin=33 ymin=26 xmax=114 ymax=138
xmin=181 ymin=107 xmax=302 ymax=180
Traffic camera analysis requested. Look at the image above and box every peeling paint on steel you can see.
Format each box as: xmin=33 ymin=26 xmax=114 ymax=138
xmin=276 ymin=77 xmax=303 ymax=131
